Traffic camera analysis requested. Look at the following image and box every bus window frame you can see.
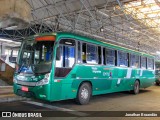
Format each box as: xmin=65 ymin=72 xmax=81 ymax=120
xmin=117 ymin=50 xmax=129 ymax=68
xmin=140 ymin=56 xmax=147 ymax=69
xmin=101 ymin=46 xmax=103 ymax=65
xmin=130 ymin=54 xmax=140 ymax=68
xmin=105 ymin=48 xmax=116 ymax=66
xmin=79 ymin=41 xmax=99 ymax=65
xmin=77 ymin=41 xmax=82 ymax=64
xmin=86 ymin=43 xmax=98 ymax=64
xmin=97 ymin=46 xmax=102 ymax=65
xmin=147 ymin=57 xmax=154 ymax=70
xmin=103 ymin=47 xmax=106 ymax=65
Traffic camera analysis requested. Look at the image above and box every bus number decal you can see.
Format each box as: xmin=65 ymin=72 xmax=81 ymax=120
xmin=103 ymin=72 xmax=109 ymax=76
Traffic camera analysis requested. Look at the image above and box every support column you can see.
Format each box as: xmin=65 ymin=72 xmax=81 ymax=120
xmin=0 ymin=43 xmax=6 ymax=56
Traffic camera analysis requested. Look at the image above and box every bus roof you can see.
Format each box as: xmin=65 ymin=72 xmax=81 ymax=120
xmin=29 ymin=32 xmax=154 ymax=58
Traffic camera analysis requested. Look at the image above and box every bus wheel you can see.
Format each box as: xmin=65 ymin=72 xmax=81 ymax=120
xmin=156 ymin=82 xmax=160 ymax=86
xmin=76 ymin=83 xmax=91 ymax=105
xmin=133 ymin=80 xmax=140 ymax=94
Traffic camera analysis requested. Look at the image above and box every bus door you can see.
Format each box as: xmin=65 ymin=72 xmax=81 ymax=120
xmin=55 ymin=39 xmax=76 ymax=77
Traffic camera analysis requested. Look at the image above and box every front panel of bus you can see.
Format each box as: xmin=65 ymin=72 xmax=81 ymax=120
xmin=13 ymin=35 xmax=57 ymax=101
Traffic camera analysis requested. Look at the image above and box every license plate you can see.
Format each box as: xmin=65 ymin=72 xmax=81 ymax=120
xmin=22 ymin=86 xmax=28 ymax=92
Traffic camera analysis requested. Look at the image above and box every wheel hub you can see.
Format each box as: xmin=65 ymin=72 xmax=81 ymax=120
xmin=81 ymin=88 xmax=88 ymax=99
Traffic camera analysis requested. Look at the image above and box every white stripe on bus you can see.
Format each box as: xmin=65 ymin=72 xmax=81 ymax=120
xmin=126 ymin=68 xmax=132 ymax=79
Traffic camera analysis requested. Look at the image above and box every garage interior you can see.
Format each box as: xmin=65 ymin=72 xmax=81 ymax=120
xmin=0 ymin=0 xmax=160 ymax=119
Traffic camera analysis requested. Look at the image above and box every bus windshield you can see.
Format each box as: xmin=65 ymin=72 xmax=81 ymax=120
xmin=18 ymin=39 xmax=54 ymax=74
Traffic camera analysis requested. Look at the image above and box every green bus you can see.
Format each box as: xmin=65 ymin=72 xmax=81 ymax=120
xmin=13 ymin=32 xmax=155 ymax=104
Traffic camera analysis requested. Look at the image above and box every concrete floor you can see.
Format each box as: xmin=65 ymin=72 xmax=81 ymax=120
xmin=42 ymin=85 xmax=160 ymax=111
xmin=1 ymin=85 xmax=160 ymax=120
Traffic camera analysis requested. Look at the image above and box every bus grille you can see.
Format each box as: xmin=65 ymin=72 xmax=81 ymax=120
xmin=17 ymin=90 xmax=35 ymax=98
xmin=17 ymin=80 xmax=37 ymax=86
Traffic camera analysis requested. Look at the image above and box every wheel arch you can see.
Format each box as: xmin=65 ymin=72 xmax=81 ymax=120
xmin=78 ymin=80 xmax=93 ymax=90
xmin=135 ymin=79 xmax=140 ymax=86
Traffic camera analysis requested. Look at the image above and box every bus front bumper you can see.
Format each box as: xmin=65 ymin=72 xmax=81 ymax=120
xmin=13 ymin=83 xmax=51 ymax=101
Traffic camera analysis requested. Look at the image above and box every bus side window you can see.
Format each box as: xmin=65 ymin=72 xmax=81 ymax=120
xmin=103 ymin=48 xmax=106 ymax=65
xmin=82 ymin=43 xmax=87 ymax=63
xmin=86 ymin=44 xmax=98 ymax=64
xmin=118 ymin=51 xmax=128 ymax=67
xmin=78 ymin=41 xmax=81 ymax=63
xmin=141 ymin=56 xmax=147 ymax=69
xmin=98 ymin=46 xmax=102 ymax=64
xmin=115 ymin=50 xmax=117 ymax=66
xmin=130 ymin=54 xmax=140 ymax=68
xmin=106 ymin=48 xmax=115 ymax=66
xmin=147 ymin=58 xmax=154 ymax=70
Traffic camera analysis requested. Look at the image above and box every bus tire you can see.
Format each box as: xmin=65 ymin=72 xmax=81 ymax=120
xmin=132 ymin=80 xmax=140 ymax=94
xmin=156 ymin=82 xmax=160 ymax=86
xmin=76 ymin=82 xmax=91 ymax=105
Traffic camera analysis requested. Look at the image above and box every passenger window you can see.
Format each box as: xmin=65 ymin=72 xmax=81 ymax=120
xmin=148 ymin=58 xmax=154 ymax=70
xmin=141 ymin=57 xmax=147 ymax=69
xmin=78 ymin=41 xmax=81 ymax=63
xmin=103 ymin=48 xmax=106 ymax=65
xmin=130 ymin=54 xmax=140 ymax=68
xmin=118 ymin=51 xmax=129 ymax=67
xmin=106 ymin=48 xmax=115 ymax=66
xmin=82 ymin=43 xmax=87 ymax=63
xmin=86 ymin=44 xmax=98 ymax=64
xmin=98 ymin=46 xmax=102 ymax=64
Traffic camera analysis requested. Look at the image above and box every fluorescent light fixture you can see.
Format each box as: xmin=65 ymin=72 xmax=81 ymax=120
xmin=100 ymin=27 xmax=104 ymax=32
xmin=65 ymin=42 xmax=72 ymax=45
xmin=129 ymin=27 xmax=133 ymax=29
xmin=156 ymin=51 xmax=160 ymax=54
xmin=97 ymin=10 xmax=109 ymax=17
xmin=0 ymin=38 xmax=21 ymax=45
xmin=4 ymin=25 xmax=18 ymax=30
xmin=134 ymin=29 xmax=140 ymax=33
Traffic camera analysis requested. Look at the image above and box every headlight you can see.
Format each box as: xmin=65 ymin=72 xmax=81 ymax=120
xmin=36 ymin=73 xmax=50 ymax=86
